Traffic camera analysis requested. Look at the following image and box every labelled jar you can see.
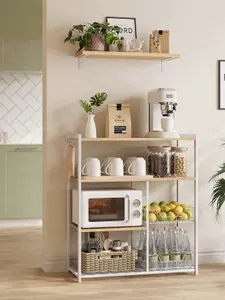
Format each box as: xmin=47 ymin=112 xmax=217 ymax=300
xmin=175 ymin=147 xmax=187 ymax=177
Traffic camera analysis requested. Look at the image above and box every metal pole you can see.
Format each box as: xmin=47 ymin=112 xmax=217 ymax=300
xmin=194 ymin=137 xmax=198 ymax=275
xmin=77 ymin=134 xmax=82 ymax=282
xmin=146 ymin=181 xmax=149 ymax=272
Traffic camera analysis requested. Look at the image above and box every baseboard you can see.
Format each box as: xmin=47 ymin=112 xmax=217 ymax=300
xmin=0 ymin=219 xmax=42 ymax=228
xmin=42 ymin=258 xmax=67 ymax=273
xmin=199 ymin=251 xmax=225 ymax=264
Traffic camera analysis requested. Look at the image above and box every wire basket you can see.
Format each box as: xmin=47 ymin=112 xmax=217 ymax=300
xmin=82 ymin=250 xmax=136 ymax=274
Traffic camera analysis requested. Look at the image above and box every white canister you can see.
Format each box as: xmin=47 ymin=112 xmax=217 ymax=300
xmin=82 ymin=157 xmax=101 ymax=177
xmin=105 ymin=158 xmax=124 ymax=176
xmin=128 ymin=157 xmax=146 ymax=176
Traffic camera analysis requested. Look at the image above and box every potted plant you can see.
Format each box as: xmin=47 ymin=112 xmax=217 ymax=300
xmin=80 ymin=93 xmax=108 ymax=138
xmin=209 ymin=140 xmax=225 ymax=219
xmin=64 ymin=22 xmax=121 ymax=52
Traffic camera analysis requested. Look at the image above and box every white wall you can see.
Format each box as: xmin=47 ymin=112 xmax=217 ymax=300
xmin=43 ymin=0 xmax=225 ymax=271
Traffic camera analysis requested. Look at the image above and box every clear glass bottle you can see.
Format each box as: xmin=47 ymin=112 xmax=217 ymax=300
xmin=169 ymin=228 xmax=181 ymax=269
xmin=158 ymin=228 xmax=169 ymax=269
xmin=180 ymin=229 xmax=192 ymax=268
xmin=175 ymin=147 xmax=187 ymax=177
xmin=149 ymin=231 xmax=158 ymax=270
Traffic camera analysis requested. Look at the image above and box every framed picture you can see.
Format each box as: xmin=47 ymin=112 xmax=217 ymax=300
xmin=106 ymin=17 xmax=137 ymax=40
xmin=219 ymin=60 xmax=225 ymax=109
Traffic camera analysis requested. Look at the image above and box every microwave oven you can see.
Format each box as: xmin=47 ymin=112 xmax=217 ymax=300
xmin=72 ymin=189 xmax=143 ymax=228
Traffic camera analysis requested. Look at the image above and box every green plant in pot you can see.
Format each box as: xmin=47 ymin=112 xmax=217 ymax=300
xmin=80 ymin=93 xmax=108 ymax=138
xmin=64 ymin=22 xmax=121 ymax=52
xmin=210 ymin=140 xmax=225 ymax=219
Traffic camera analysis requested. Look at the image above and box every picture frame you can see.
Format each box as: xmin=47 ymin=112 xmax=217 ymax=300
xmin=219 ymin=60 xmax=225 ymax=110
xmin=106 ymin=17 xmax=137 ymax=40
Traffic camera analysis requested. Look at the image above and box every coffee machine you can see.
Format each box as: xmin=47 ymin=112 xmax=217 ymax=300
xmin=146 ymin=88 xmax=180 ymax=138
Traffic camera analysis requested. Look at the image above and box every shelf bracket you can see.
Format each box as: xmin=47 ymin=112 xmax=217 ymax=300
xmin=160 ymin=60 xmax=164 ymax=72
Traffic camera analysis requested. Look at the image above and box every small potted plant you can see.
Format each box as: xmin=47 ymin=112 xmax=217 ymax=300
xmin=64 ymin=22 xmax=121 ymax=52
xmin=80 ymin=93 xmax=108 ymax=138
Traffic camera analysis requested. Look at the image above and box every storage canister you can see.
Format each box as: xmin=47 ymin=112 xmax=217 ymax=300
xmin=174 ymin=147 xmax=187 ymax=177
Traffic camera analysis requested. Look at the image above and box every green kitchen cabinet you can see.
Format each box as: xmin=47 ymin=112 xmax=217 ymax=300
xmin=5 ymin=146 xmax=42 ymax=219
xmin=0 ymin=148 xmax=6 ymax=219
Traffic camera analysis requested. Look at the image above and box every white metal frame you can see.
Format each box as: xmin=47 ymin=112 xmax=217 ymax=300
xmin=66 ymin=134 xmax=198 ymax=282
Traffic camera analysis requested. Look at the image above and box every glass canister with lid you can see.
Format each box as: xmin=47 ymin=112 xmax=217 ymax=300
xmin=174 ymin=147 xmax=187 ymax=177
xmin=147 ymin=146 xmax=171 ymax=177
xmin=147 ymin=146 xmax=158 ymax=175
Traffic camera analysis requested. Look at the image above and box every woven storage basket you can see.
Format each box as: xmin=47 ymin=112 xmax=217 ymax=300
xmin=82 ymin=251 xmax=135 ymax=274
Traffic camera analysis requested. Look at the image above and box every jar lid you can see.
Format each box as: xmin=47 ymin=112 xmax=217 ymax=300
xmin=162 ymin=146 xmax=171 ymax=151
xmin=171 ymin=147 xmax=177 ymax=151
xmin=176 ymin=147 xmax=187 ymax=152
xmin=147 ymin=146 xmax=164 ymax=150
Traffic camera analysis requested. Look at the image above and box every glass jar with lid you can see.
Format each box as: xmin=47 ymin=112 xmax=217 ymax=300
xmin=171 ymin=147 xmax=177 ymax=176
xmin=174 ymin=147 xmax=187 ymax=177
xmin=157 ymin=147 xmax=171 ymax=177
xmin=147 ymin=146 xmax=157 ymax=175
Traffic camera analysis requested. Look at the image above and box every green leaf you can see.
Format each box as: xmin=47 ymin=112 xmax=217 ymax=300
xmin=209 ymin=162 xmax=225 ymax=182
xmin=72 ymin=25 xmax=84 ymax=32
xmin=105 ymin=34 xmax=114 ymax=45
xmin=90 ymin=93 xmax=108 ymax=107
xmin=64 ymin=37 xmax=71 ymax=43
xmin=79 ymin=100 xmax=93 ymax=113
xmin=210 ymin=178 xmax=225 ymax=220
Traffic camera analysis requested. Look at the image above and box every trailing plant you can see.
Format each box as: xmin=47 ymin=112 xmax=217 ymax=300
xmin=64 ymin=22 xmax=121 ymax=52
xmin=209 ymin=140 xmax=225 ymax=220
xmin=80 ymin=93 xmax=108 ymax=114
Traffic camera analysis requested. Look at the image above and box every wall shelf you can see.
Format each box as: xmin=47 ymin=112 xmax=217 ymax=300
xmin=75 ymin=50 xmax=180 ymax=61
xmin=71 ymin=224 xmax=146 ymax=233
xmin=80 ymin=176 xmax=195 ymax=183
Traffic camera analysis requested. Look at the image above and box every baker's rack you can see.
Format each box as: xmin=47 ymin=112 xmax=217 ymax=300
xmin=66 ymin=133 xmax=198 ymax=283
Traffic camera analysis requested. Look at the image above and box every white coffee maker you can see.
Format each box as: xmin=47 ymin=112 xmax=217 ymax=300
xmin=146 ymin=88 xmax=180 ymax=138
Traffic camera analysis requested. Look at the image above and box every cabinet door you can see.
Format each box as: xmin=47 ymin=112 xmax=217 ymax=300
xmin=6 ymin=147 xmax=42 ymax=219
xmin=0 ymin=148 xmax=6 ymax=219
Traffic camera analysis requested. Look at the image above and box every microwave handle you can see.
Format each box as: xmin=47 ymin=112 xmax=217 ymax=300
xmin=124 ymin=195 xmax=130 ymax=222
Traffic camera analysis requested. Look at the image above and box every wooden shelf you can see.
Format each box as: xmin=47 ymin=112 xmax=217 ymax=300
xmin=71 ymin=224 xmax=145 ymax=232
xmin=80 ymin=176 xmax=195 ymax=183
xmin=80 ymin=137 xmax=195 ymax=142
xmin=75 ymin=50 xmax=180 ymax=61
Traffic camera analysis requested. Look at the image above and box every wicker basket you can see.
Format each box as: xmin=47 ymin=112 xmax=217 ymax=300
xmin=82 ymin=251 xmax=135 ymax=274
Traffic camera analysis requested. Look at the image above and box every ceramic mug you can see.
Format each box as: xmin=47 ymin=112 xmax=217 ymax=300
xmin=127 ymin=157 xmax=146 ymax=176
xmin=105 ymin=158 xmax=124 ymax=176
xmin=82 ymin=157 xmax=101 ymax=177
xmin=101 ymin=157 xmax=114 ymax=175
xmin=124 ymin=157 xmax=137 ymax=174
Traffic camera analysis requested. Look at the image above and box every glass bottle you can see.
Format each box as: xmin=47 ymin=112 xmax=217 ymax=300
xmin=158 ymin=228 xmax=169 ymax=269
xmin=149 ymin=231 xmax=158 ymax=270
xmin=180 ymin=229 xmax=192 ymax=268
xmin=169 ymin=228 xmax=181 ymax=269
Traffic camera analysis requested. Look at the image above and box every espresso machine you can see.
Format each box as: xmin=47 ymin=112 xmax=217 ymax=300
xmin=146 ymin=88 xmax=180 ymax=138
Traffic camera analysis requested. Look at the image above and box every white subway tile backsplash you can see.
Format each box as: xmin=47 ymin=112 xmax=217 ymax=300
xmin=11 ymin=93 xmax=28 ymax=110
xmin=17 ymin=80 xmax=34 ymax=98
xmin=0 ymin=106 xmax=8 ymax=119
xmin=4 ymin=80 xmax=21 ymax=98
xmin=0 ymin=73 xmax=42 ymax=144
xmin=0 ymin=94 xmax=14 ymax=111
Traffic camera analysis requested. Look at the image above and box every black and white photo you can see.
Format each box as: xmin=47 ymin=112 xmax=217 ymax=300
xmin=219 ymin=60 xmax=225 ymax=109
xmin=106 ymin=17 xmax=137 ymax=40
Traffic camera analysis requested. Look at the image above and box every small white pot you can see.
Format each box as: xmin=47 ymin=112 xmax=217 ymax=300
xmin=85 ymin=114 xmax=97 ymax=138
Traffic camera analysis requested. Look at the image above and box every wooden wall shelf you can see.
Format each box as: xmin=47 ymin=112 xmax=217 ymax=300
xmin=75 ymin=50 xmax=180 ymax=61
xmin=80 ymin=176 xmax=195 ymax=183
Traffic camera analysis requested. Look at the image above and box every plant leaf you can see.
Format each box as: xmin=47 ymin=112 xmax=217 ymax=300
xmin=209 ymin=162 xmax=225 ymax=182
xmin=79 ymin=100 xmax=93 ymax=113
xmin=210 ymin=178 xmax=225 ymax=220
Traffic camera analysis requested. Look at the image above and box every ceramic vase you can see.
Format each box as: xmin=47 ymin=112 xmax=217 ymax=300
xmin=85 ymin=114 xmax=97 ymax=138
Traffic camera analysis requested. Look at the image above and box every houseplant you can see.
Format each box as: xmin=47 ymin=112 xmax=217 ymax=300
xmin=80 ymin=93 xmax=108 ymax=138
xmin=64 ymin=22 xmax=121 ymax=52
xmin=209 ymin=140 xmax=225 ymax=219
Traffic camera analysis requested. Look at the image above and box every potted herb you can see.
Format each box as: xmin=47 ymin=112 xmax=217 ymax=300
xmin=64 ymin=22 xmax=121 ymax=52
xmin=209 ymin=140 xmax=225 ymax=219
xmin=80 ymin=93 xmax=108 ymax=138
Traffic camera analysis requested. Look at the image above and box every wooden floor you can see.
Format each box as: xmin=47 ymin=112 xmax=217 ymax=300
xmin=0 ymin=227 xmax=225 ymax=300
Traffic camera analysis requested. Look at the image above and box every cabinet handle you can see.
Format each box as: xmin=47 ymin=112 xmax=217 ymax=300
xmin=13 ymin=147 xmax=41 ymax=152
